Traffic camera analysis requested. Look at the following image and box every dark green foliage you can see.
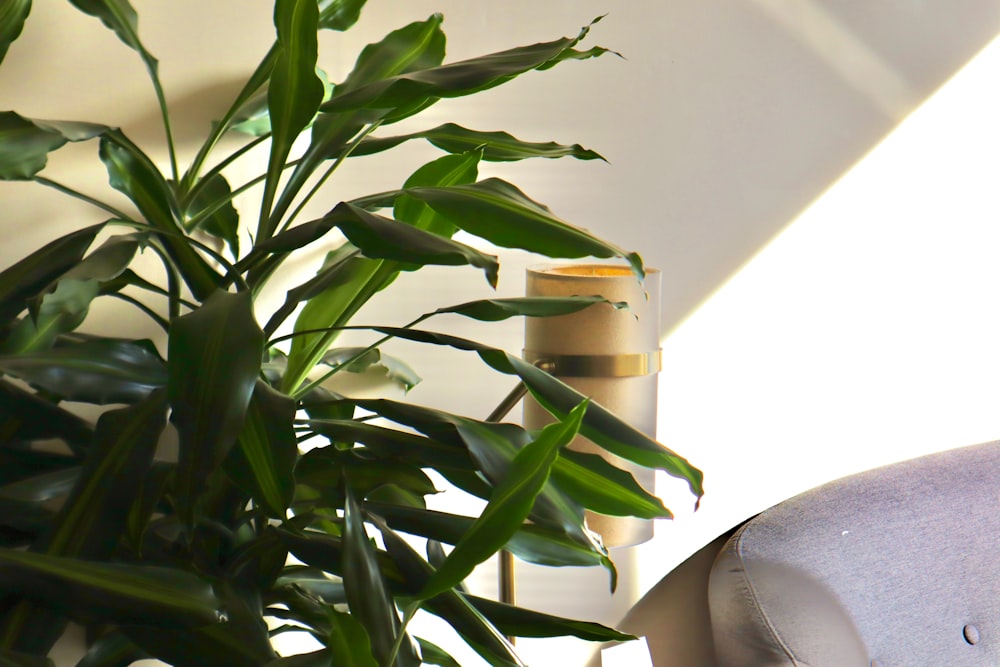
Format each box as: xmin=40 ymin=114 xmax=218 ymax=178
xmin=0 ymin=2 xmax=702 ymax=665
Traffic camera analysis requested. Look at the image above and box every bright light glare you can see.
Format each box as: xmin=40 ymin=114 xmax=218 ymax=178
xmin=646 ymin=33 xmax=1000 ymax=593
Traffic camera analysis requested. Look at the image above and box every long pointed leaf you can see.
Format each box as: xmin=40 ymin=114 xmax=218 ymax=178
xmin=258 ymin=0 xmax=324 ymax=240
xmin=374 ymin=519 xmax=523 ymax=667
xmin=3 ymin=235 xmax=143 ymax=354
xmin=0 ymin=113 xmax=105 ymax=180
xmin=419 ymin=401 xmax=587 ymax=600
xmin=267 ymin=14 xmax=446 ymax=229
xmin=0 ymin=390 xmax=166 ymax=654
xmin=429 ymin=295 xmax=625 ymax=322
xmin=0 ymin=380 xmax=93 ymax=449
xmin=0 ymin=549 xmax=224 ymax=628
xmin=321 ymin=18 xmax=611 ymax=122
xmin=366 ymin=503 xmax=607 ymax=569
xmin=68 ymin=0 xmax=142 ymax=52
xmin=168 ymin=290 xmax=263 ymax=515
xmin=99 ymin=131 xmax=222 ymax=299
xmin=318 ymin=0 xmax=366 ymax=31
xmin=407 ymin=178 xmax=644 ymax=278
xmin=0 ymin=0 xmax=30 ymax=66
xmin=322 ymin=202 xmax=499 ymax=287
xmin=280 ymin=149 xmax=480 ymax=394
xmin=225 ymin=380 xmax=297 ymax=518
xmin=467 ymin=596 xmax=635 ymax=643
xmin=38 ymin=389 xmax=166 ymax=558
xmin=0 ymin=223 xmax=103 ymax=326
xmin=342 ymin=487 xmax=414 ymax=667
xmin=553 ymin=449 xmax=671 ymax=519
xmin=365 ymin=327 xmax=704 ymax=500
xmin=0 ymin=338 xmax=166 ymax=405
xmin=356 ymin=123 xmax=606 ymax=162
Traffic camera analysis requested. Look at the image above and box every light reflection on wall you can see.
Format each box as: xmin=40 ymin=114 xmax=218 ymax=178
xmin=645 ymin=33 xmax=1000 ymax=598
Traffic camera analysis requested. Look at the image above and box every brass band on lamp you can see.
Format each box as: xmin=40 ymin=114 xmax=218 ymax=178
xmin=524 ymin=264 xmax=662 ymax=548
xmin=522 ymin=350 xmax=662 ymax=378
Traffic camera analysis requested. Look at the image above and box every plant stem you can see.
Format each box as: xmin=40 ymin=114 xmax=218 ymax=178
xmin=182 ymin=133 xmax=271 ymax=213
xmin=384 ymin=603 xmax=420 ymax=667
xmin=34 ymin=177 xmax=132 ymax=220
xmin=107 ymin=292 xmax=170 ymax=332
xmin=274 ymin=120 xmax=383 ymax=237
xmin=183 ymin=44 xmax=278 ymax=191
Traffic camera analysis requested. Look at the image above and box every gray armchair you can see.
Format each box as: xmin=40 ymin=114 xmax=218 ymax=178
xmin=610 ymin=440 xmax=1000 ymax=666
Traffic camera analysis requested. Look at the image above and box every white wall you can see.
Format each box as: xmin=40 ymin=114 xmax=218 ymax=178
xmin=3 ymin=2 xmax=1000 ymax=666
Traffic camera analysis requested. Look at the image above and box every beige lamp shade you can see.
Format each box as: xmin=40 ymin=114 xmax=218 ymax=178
xmin=524 ymin=264 xmax=661 ymax=548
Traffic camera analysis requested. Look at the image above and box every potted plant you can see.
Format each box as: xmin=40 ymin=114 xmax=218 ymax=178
xmin=0 ymin=2 xmax=703 ymax=666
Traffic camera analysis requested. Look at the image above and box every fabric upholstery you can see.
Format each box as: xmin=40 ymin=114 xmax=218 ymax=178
xmin=708 ymin=440 xmax=1000 ymax=666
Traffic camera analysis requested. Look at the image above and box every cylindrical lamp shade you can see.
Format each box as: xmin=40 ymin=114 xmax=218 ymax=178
xmin=524 ymin=265 xmax=661 ymax=547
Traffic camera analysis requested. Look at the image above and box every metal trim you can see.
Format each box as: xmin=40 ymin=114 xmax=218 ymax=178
xmin=523 ymin=349 xmax=662 ymax=378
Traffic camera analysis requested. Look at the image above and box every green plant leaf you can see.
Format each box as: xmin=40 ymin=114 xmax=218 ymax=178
xmin=342 ymin=487 xmax=415 ymax=667
xmin=372 ymin=518 xmax=522 ymax=667
xmin=0 ymin=380 xmax=93 ymax=450
xmin=279 ymin=148 xmax=480 ymax=394
xmin=297 ymin=449 xmax=438 ymax=508
xmin=467 ymin=596 xmax=636 ymax=643
xmin=68 ymin=0 xmax=142 ymax=52
xmin=267 ymin=13 xmax=446 ymax=231
xmin=553 ymin=449 xmax=671 ymax=519
xmin=3 ymin=235 xmax=143 ymax=354
xmin=415 ymin=639 xmax=461 ymax=667
xmin=326 ymin=610 xmax=379 ymax=667
xmin=126 ymin=583 xmax=278 ymax=667
xmin=339 ymin=14 xmax=445 ymax=93
xmin=1 ymin=280 xmax=97 ymax=354
xmin=365 ymin=327 xmax=704 ymax=500
xmin=183 ymin=172 xmax=239 ymax=258
xmin=429 ymin=295 xmax=626 ymax=322
xmin=321 ymin=346 xmax=421 ymax=391
xmin=38 ymin=389 xmax=166 ymax=558
xmin=0 ymin=391 xmax=167 ymax=654
xmin=0 ymin=223 xmax=103 ymax=327
xmin=365 ymin=503 xmax=607 ymax=569
xmin=99 ymin=131 xmax=223 ymax=299
xmin=259 ymin=0 xmax=324 ymax=240
xmin=262 ymin=242 xmax=362 ymax=338
xmin=0 ymin=0 xmax=30 ymax=66
xmin=75 ymin=630 xmax=148 ymax=667
xmin=392 ymin=149 xmax=482 ymax=239
xmin=321 ymin=18 xmax=611 ymax=122
xmin=356 ymin=123 xmax=606 ymax=162
xmin=407 ymin=178 xmax=644 ymax=279
xmin=0 ymin=112 xmax=106 ymax=180
xmin=282 ymin=246 xmax=385 ymax=393
xmin=0 ymin=549 xmax=223 ymax=628
xmin=226 ymin=380 xmax=297 ymax=518
xmin=0 ymin=338 xmax=167 ymax=405
xmin=168 ymin=290 xmax=264 ymax=515
xmin=318 ymin=0 xmax=366 ymax=31
xmin=418 ymin=401 xmax=587 ymax=600
xmin=0 ymin=649 xmax=53 ymax=667
xmin=349 ymin=399 xmax=597 ymax=553
xmin=229 ymin=68 xmax=332 ymax=138
xmin=321 ymin=202 xmax=499 ymax=287
xmin=302 ymin=420 xmax=472 ymax=470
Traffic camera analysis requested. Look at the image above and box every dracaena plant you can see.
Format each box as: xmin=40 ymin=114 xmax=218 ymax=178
xmin=0 ymin=1 xmax=703 ymax=666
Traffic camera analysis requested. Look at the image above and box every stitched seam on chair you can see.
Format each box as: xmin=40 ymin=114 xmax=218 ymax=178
xmin=733 ymin=527 xmax=800 ymax=666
